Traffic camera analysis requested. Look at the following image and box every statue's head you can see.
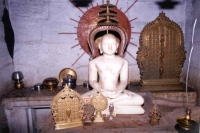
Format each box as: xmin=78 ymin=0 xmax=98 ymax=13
xmin=98 ymin=34 xmax=119 ymax=55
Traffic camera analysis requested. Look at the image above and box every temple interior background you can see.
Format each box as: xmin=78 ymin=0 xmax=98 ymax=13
xmin=0 ymin=0 xmax=200 ymax=132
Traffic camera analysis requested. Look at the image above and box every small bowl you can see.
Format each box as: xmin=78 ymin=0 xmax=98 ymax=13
xmin=43 ymin=77 xmax=59 ymax=90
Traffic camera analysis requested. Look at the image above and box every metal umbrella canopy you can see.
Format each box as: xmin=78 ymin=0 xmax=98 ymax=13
xmin=2 ymin=6 xmax=15 ymax=63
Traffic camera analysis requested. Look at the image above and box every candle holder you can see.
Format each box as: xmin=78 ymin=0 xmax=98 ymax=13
xmin=12 ymin=71 xmax=24 ymax=89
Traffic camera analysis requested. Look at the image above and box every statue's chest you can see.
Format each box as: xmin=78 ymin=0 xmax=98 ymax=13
xmin=97 ymin=61 xmax=122 ymax=73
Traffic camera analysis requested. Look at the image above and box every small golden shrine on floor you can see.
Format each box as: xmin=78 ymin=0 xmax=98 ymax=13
xmin=50 ymin=85 xmax=84 ymax=129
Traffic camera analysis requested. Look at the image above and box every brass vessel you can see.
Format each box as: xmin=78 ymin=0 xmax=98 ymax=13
xmin=59 ymin=68 xmax=77 ymax=83
xmin=42 ymin=77 xmax=59 ymax=90
xmin=12 ymin=71 xmax=24 ymax=89
xmin=14 ymin=81 xmax=24 ymax=89
xmin=176 ymin=108 xmax=198 ymax=130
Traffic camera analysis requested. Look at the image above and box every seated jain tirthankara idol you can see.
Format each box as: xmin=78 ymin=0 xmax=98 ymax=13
xmin=82 ymin=34 xmax=145 ymax=115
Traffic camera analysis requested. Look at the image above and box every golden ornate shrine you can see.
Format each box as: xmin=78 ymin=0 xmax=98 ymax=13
xmin=137 ymin=12 xmax=186 ymax=91
xmin=50 ymin=86 xmax=84 ymax=129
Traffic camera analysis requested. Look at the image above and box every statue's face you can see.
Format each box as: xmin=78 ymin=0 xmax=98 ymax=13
xmin=101 ymin=36 xmax=118 ymax=55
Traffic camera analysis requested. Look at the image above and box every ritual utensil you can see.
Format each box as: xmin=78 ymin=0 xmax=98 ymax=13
xmin=91 ymin=92 xmax=108 ymax=122
xmin=149 ymin=104 xmax=161 ymax=125
xmin=62 ymin=75 xmax=76 ymax=89
xmin=176 ymin=19 xmax=198 ymax=130
xmin=12 ymin=71 xmax=24 ymax=89
xmin=43 ymin=77 xmax=59 ymax=90
xmin=108 ymin=103 xmax=114 ymax=121
xmin=59 ymin=68 xmax=77 ymax=83
xmin=33 ymin=83 xmax=44 ymax=90
xmin=177 ymin=107 xmax=198 ymax=130
xmin=59 ymin=68 xmax=77 ymax=89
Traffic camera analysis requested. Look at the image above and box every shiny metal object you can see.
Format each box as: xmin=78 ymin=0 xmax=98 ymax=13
xmin=12 ymin=71 xmax=24 ymax=89
xmin=14 ymin=81 xmax=24 ymax=89
xmin=33 ymin=83 xmax=44 ymax=90
xmin=137 ymin=12 xmax=186 ymax=91
xmin=62 ymin=75 xmax=76 ymax=89
xmin=176 ymin=108 xmax=198 ymax=130
xmin=50 ymin=85 xmax=84 ymax=129
xmin=42 ymin=77 xmax=59 ymax=90
xmin=58 ymin=68 xmax=77 ymax=83
xmin=12 ymin=71 xmax=24 ymax=81
xmin=108 ymin=103 xmax=114 ymax=121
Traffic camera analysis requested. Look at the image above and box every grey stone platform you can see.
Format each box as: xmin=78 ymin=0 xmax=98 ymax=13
xmin=2 ymin=84 xmax=199 ymax=133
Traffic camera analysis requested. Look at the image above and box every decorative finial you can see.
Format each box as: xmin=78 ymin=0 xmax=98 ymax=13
xmin=98 ymin=0 xmax=118 ymax=26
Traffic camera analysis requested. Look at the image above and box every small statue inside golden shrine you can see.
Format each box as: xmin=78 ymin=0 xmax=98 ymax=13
xmin=149 ymin=104 xmax=161 ymax=125
xmin=50 ymin=85 xmax=84 ymax=129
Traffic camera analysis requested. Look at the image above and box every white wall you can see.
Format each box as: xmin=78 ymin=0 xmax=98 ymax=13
xmin=4 ymin=0 xmax=186 ymax=87
xmin=0 ymin=1 xmax=14 ymax=129
xmin=184 ymin=0 xmax=200 ymax=105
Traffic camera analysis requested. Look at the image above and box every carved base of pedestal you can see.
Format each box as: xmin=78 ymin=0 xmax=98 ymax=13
xmin=140 ymin=84 xmax=183 ymax=91
xmin=93 ymin=117 xmax=104 ymax=122
xmin=55 ymin=121 xmax=83 ymax=130
xmin=94 ymin=111 xmax=105 ymax=122
xmin=140 ymin=79 xmax=183 ymax=91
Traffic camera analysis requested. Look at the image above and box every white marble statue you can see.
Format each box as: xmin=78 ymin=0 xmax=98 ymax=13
xmin=82 ymin=34 xmax=144 ymax=115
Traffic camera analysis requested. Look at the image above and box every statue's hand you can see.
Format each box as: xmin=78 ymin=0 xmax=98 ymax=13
xmin=102 ymin=91 xmax=121 ymax=99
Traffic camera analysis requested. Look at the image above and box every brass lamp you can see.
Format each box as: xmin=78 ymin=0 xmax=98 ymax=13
xmin=12 ymin=71 xmax=24 ymax=89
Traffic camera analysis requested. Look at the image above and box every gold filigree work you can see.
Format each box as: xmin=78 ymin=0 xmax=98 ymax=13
xmin=137 ymin=12 xmax=186 ymax=91
xmin=51 ymin=85 xmax=84 ymax=129
xmin=91 ymin=92 xmax=108 ymax=122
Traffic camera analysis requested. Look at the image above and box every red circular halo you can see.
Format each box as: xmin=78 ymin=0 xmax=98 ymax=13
xmin=77 ymin=6 xmax=131 ymax=57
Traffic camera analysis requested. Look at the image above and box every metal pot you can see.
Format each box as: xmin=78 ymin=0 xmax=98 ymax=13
xmin=33 ymin=83 xmax=44 ymax=90
xmin=14 ymin=81 xmax=24 ymax=89
xmin=62 ymin=75 xmax=76 ymax=89
xmin=43 ymin=77 xmax=59 ymax=90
